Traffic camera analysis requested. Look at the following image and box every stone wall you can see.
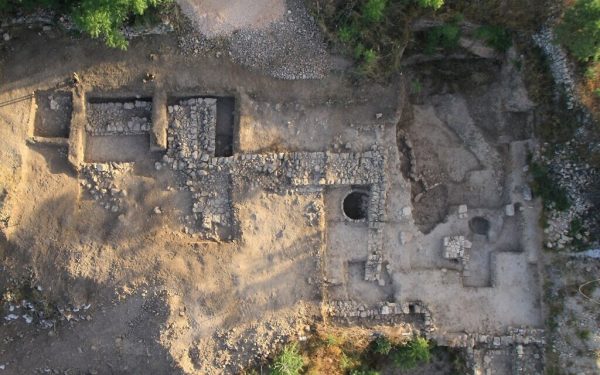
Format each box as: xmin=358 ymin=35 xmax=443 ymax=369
xmin=86 ymin=100 xmax=152 ymax=135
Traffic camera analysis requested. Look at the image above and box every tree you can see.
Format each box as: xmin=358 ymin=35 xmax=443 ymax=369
xmin=557 ymin=0 xmax=600 ymax=61
xmin=0 ymin=0 xmax=168 ymax=49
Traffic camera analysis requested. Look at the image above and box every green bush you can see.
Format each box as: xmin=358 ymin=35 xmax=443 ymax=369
xmin=371 ymin=336 xmax=392 ymax=355
xmin=425 ymin=23 xmax=460 ymax=54
xmin=557 ymin=0 xmax=600 ymax=61
xmin=530 ymin=162 xmax=570 ymax=211
xmin=392 ymin=337 xmax=431 ymax=370
xmin=416 ymin=0 xmax=445 ymax=9
xmin=0 ymin=0 xmax=168 ymax=49
xmin=475 ymin=25 xmax=512 ymax=52
xmin=361 ymin=0 xmax=387 ymax=23
xmin=271 ymin=343 xmax=304 ymax=375
xmin=338 ymin=24 xmax=359 ymax=44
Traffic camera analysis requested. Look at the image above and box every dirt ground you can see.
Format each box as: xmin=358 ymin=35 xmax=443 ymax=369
xmin=176 ymin=0 xmax=286 ymax=37
xmin=0 ymin=5 xmax=552 ymax=375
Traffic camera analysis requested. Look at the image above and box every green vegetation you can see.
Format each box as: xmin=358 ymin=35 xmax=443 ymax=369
xmin=324 ymin=333 xmax=340 ymax=347
xmin=271 ymin=343 xmax=305 ymax=375
xmin=410 ymin=78 xmax=422 ymax=94
xmin=475 ymin=25 xmax=512 ymax=52
xmin=416 ymin=0 xmax=445 ymax=10
xmin=576 ymin=328 xmax=591 ymax=341
xmin=530 ymin=162 xmax=570 ymax=212
xmin=349 ymin=370 xmax=380 ymax=375
xmin=255 ymin=331 xmax=450 ymax=374
xmin=392 ymin=336 xmax=431 ymax=370
xmin=313 ymin=0 xmax=446 ymax=78
xmin=371 ymin=335 xmax=392 ymax=355
xmin=0 ymin=0 xmax=169 ymax=49
xmin=361 ymin=0 xmax=387 ymax=23
xmin=425 ymin=22 xmax=461 ymax=54
xmin=557 ymin=0 xmax=600 ymax=62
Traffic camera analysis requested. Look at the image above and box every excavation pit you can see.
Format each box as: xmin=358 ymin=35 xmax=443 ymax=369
xmin=469 ymin=216 xmax=491 ymax=235
xmin=86 ymin=97 xmax=152 ymax=136
xmin=215 ymin=97 xmax=236 ymax=157
xmin=84 ymin=134 xmax=150 ymax=163
xmin=343 ymin=191 xmax=369 ymax=221
xmin=33 ymin=90 xmax=72 ymax=138
xmin=167 ymin=96 xmax=236 ymax=157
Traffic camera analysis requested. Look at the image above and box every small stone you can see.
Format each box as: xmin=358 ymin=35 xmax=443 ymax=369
xmin=401 ymin=206 xmax=412 ymax=218
xmin=522 ymin=185 xmax=532 ymax=201
xmin=153 ymin=206 xmax=162 ymax=214
xmin=505 ymin=203 xmax=515 ymax=217
xmin=3 ymin=33 xmax=9 ymax=42
xmin=375 ymin=113 xmax=383 ymax=119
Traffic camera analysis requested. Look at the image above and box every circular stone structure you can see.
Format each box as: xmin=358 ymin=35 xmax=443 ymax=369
xmin=343 ymin=191 xmax=369 ymax=221
xmin=469 ymin=216 xmax=491 ymax=235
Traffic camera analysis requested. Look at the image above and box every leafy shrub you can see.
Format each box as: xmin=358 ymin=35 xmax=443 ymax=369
xmin=416 ymin=0 xmax=445 ymax=9
xmin=530 ymin=162 xmax=570 ymax=211
xmin=392 ymin=337 xmax=431 ymax=370
xmin=361 ymin=0 xmax=387 ymax=23
xmin=75 ymin=0 xmax=169 ymax=49
xmin=425 ymin=23 xmax=460 ymax=54
xmin=557 ymin=0 xmax=600 ymax=61
xmin=271 ymin=343 xmax=305 ymax=375
xmin=324 ymin=334 xmax=340 ymax=347
xmin=0 ymin=0 xmax=168 ymax=49
xmin=475 ymin=25 xmax=512 ymax=52
xmin=371 ymin=336 xmax=392 ymax=355
xmin=338 ymin=24 xmax=359 ymax=44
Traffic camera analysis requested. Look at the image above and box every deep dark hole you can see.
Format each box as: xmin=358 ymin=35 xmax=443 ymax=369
xmin=215 ymin=97 xmax=235 ymax=157
xmin=469 ymin=216 xmax=490 ymax=235
xmin=343 ymin=191 xmax=369 ymax=220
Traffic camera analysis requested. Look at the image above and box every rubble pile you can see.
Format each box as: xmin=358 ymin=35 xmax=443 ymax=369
xmin=86 ymin=100 xmax=152 ymax=135
xmin=538 ymin=143 xmax=598 ymax=250
xmin=79 ymin=163 xmax=132 ymax=213
xmin=443 ymin=235 xmax=472 ymax=259
xmin=167 ymin=97 xmax=217 ymax=161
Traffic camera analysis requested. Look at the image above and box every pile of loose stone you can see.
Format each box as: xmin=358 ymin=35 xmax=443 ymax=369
xmin=443 ymin=235 xmax=472 ymax=259
xmin=3 ymin=288 xmax=92 ymax=331
xmin=162 ymin=98 xmax=231 ymax=239
xmin=532 ymin=28 xmax=577 ymax=110
xmin=538 ymin=142 xmax=598 ymax=250
xmin=86 ymin=100 xmax=151 ymax=135
xmin=167 ymin=98 xmax=217 ymax=160
xmin=79 ymin=163 xmax=131 ymax=213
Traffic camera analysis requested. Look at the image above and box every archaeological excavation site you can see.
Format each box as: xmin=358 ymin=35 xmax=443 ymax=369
xmin=0 ymin=0 xmax=599 ymax=374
